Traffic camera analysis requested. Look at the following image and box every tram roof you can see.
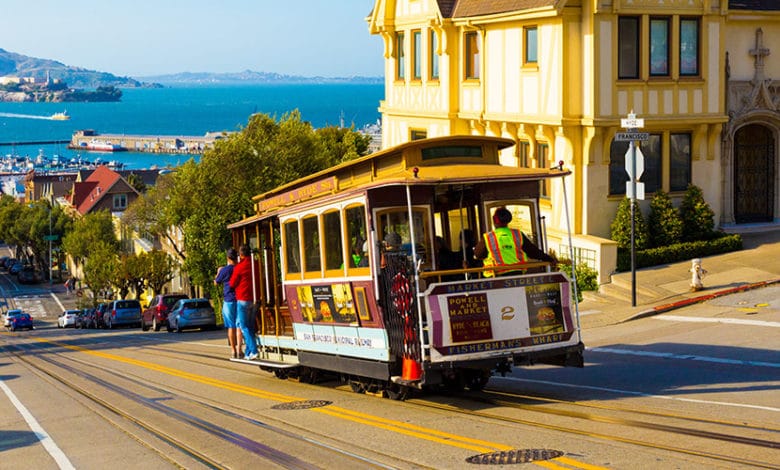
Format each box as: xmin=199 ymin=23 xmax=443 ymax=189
xmin=228 ymin=135 xmax=571 ymax=228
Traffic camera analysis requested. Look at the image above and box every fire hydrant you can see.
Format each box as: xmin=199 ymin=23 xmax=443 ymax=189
xmin=689 ymin=258 xmax=707 ymax=292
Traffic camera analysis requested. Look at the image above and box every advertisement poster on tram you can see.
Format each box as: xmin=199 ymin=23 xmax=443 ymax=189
xmin=295 ymin=284 xmax=357 ymax=323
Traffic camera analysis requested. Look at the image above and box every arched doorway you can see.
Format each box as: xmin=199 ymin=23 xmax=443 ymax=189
xmin=734 ymin=124 xmax=776 ymax=223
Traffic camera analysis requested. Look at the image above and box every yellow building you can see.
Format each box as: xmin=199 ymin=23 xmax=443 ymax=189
xmin=368 ymin=0 xmax=780 ymax=282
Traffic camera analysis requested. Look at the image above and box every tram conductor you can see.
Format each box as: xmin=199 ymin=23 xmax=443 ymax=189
xmin=474 ymin=207 xmax=557 ymax=277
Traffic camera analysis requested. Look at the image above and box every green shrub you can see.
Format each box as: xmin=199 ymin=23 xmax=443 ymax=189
xmin=610 ymin=197 xmax=649 ymax=250
xmin=616 ymin=233 xmax=742 ymax=271
xmin=680 ymin=184 xmax=715 ymax=242
xmin=558 ymin=259 xmax=599 ymax=303
xmin=648 ymin=190 xmax=683 ymax=247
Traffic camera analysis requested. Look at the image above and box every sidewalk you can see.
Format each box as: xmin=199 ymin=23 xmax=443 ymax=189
xmin=577 ymin=230 xmax=780 ymax=329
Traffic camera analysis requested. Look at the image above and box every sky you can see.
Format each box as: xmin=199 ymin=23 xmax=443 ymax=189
xmin=0 ymin=0 xmax=384 ymax=78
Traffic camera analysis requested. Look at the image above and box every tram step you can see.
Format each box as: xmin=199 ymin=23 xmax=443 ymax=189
xmin=230 ymin=357 xmax=299 ymax=368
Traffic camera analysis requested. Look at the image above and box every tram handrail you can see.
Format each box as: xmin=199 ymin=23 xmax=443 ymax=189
xmin=419 ymin=260 xmax=553 ymax=280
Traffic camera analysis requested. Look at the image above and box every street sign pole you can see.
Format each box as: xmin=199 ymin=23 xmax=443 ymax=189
xmin=630 ymin=141 xmax=637 ymax=307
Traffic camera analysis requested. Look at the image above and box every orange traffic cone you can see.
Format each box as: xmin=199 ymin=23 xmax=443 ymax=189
xmin=401 ymin=357 xmax=422 ymax=381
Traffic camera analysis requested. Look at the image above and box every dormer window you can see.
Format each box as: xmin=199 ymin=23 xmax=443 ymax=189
xmin=113 ymin=194 xmax=127 ymax=210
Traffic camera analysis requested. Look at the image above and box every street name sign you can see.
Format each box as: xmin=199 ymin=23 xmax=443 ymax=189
xmin=620 ymin=117 xmax=645 ymax=128
xmin=615 ymin=132 xmax=649 ymax=142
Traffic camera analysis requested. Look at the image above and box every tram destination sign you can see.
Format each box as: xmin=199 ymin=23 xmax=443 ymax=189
xmin=615 ymin=132 xmax=649 ymax=142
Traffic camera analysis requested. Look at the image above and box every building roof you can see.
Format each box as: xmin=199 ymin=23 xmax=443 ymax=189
xmin=71 ymin=165 xmax=135 ymax=215
xmin=443 ymin=0 xmax=555 ymax=18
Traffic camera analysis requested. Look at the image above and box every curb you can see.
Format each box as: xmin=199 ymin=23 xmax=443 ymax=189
xmin=623 ymin=278 xmax=780 ymax=322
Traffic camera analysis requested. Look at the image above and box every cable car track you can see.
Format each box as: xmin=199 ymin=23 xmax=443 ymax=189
xmin=4 ymin=343 xmax=404 ymax=469
xmin=405 ymin=391 xmax=779 ymax=469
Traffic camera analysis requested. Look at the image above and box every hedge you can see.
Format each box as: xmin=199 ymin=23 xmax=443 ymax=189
xmin=616 ymin=233 xmax=743 ymax=272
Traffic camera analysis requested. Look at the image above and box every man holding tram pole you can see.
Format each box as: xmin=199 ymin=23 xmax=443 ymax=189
xmin=474 ymin=207 xmax=557 ymax=277
xmin=230 ymin=244 xmax=259 ymax=361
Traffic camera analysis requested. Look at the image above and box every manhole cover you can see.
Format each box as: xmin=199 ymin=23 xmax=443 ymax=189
xmin=466 ymin=449 xmax=564 ymax=465
xmin=271 ymin=400 xmax=332 ymax=410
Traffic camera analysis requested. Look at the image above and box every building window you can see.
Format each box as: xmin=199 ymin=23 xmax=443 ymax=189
xmin=518 ymin=141 xmax=531 ymax=167
xmin=430 ymin=30 xmax=439 ymax=80
xmin=465 ymin=32 xmax=480 ymax=80
xmin=670 ymin=133 xmax=691 ymax=192
xmin=410 ymin=129 xmax=427 ymax=141
xmin=412 ymin=30 xmax=422 ymax=80
xmin=679 ymin=18 xmax=699 ymax=76
xmin=609 ymin=134 xmax=662 ymax=195
xmin=618 ymin=17 xmax=640 ymax=79
xmin=524 ymin=26 xmax=538 ymax=64
xmin=538 ymin=143 xmax=550 ymax=198
xmin=396 ymin=32 xmax=405 ymax=80
xmin=649 ymin=18 xmax=670 ymax=76
xmin=113 ymin=194 xmax=127 ymax=210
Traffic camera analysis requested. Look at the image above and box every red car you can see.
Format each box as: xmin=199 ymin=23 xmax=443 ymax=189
xmin=141 ymin=293 xmax=188 ymax=331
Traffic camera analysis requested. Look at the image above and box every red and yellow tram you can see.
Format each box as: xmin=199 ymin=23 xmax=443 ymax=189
xmin=228 ymin=135 xmax=584 ymax=398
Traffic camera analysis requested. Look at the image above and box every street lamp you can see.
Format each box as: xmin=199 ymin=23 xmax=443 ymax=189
xmin=48 ymin=205 xmax=52 ymax=285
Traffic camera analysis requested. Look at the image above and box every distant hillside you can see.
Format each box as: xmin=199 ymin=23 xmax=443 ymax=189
xmin=136 ymin=70 xmax=383 ymax=85
xmin=0 ymin=48 xmax=155 ymax=88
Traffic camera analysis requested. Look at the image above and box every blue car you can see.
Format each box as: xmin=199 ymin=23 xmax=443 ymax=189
xmin=9 ymin=313 xmax=33 ymax=331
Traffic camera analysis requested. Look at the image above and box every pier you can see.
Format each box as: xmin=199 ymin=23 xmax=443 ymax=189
xmin=0 ymin=139 xmax=70 ymax=147
xmin=69 ymin=129 xmax=227 ymax=154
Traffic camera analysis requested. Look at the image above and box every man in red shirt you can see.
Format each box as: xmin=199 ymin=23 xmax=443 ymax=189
xmin=229 ymin=244 xmax=258 ymax=360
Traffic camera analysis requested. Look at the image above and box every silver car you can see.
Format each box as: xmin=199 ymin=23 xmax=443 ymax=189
xmin=3 ymin=309 xmax=23 ymax=328
xmin=103 ymin=299 xmax=142 ymax=329
xmin=167 ymin=299 xmax=217 ymax=332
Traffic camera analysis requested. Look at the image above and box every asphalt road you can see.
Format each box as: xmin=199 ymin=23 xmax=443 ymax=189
xmin=0 ymin=274 xmax=777 ymax=469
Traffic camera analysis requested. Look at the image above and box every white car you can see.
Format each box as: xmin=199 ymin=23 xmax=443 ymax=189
xmin=3 ymin=309 xmax=23 ymax=327
xmin=57 ymin=309 xmax=80 ymax=328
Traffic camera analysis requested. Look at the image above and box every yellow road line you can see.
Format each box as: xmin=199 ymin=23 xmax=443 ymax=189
xmin=30 ymin=337 xmax=603 ymax=468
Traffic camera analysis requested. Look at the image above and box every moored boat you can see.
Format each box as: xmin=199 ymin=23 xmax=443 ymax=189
xmin=80 ymin=140 xmax=127 ymax=152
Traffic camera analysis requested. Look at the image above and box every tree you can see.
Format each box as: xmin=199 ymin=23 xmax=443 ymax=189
xmin=82 ymin=242 xmax=117 ymax=300
xmin=610 ymin=197 xmax=649 ymax=250
xmin=125 ymin=172 xmax=147 ymax=193
xmin=145 ymin=250 xmax=178 ymax=297
xmin=163 ymin=110 xmax=369 ymax=293
xmin=647 ymin=190 xmax=683 ymax=247
xmin=680 ymin=184 xmax=715 ymax=241
xmin=62 ymin=210 xmax=121 ymax=265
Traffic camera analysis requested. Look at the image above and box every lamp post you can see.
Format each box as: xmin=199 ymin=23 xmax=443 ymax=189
xmin=48 ymin=206 xmax=52 ymax=285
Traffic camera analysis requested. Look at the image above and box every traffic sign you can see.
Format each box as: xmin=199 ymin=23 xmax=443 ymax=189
xmin=615 ymin=132 xmax=649 ymax=142
xmin=626 ymin=182 xmax=645 ymax=200
xmin=621 ymin=117 xmax=645 ymax=128
xmin=624 ymin=144 xmax=644 ymax=180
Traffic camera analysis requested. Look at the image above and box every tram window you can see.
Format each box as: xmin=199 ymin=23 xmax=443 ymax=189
xmin=302 ymin=215 xmax=321 ymax=272
xmin=487 ymin=203 xmax=537 ymax=242
xmin=378 ymin=208 xmax=429 ymax=262
xmin=284 ymin=220 xmax=301 ymax=274
xmin=345 ymin=205 xmax=369 ymax=268
xmin=323 ymin=210 xmax=343 ymax=271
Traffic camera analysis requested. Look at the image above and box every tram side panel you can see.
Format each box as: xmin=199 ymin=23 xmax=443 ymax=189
xmin=284 ymin=281 xmax=396 ymax=380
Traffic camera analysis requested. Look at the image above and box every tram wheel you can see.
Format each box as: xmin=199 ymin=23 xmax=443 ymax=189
xmin=274 ymin=369 xmax=289 ymax=380
xmin=349 ymin=380 xmax=366 ymax=394
xmin=384 ymin=383 xmax=409 ymax=401
xmin=465 ymin=371 xmax=490 ymax=391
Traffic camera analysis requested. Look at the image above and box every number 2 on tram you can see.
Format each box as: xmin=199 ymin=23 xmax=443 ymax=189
xmin=228 ymin=135 xmax=584 ymax=398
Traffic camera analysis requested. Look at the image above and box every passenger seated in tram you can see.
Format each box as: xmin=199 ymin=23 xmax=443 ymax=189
xmin=434 ymin=236 xmax=462 ymax=281
xmin=458 ymin=229 xmax=482 ymax=268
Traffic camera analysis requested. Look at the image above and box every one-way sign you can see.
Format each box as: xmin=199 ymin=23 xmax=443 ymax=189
xmin=615 ymin=132 xmax=649 ymax=142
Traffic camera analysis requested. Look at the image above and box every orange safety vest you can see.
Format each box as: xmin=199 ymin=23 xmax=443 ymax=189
xmin=482 ymin=227 xmax=528 ymax=277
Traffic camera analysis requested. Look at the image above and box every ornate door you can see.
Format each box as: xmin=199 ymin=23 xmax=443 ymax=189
xmin=734 ymin=124 xmax=775 ymax=223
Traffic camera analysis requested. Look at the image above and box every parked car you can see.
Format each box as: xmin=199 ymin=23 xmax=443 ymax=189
xmin=95 ymin=303 xmax=109 ymax=329
xmin=57 ymin=309 xmax=80 ymax=328
xmin=9 ymin=313 xmax=33 ymax=331
xmin=167 ymin=299 xmax=217 ymax=332
xmin=3 ymin=309 xmax=23 ymax=328
xmin=142 ymin=293 xmax=188 ymax=332
xmin=18 ymin=266 xmax=38 ymax=284
xmin=74 ymin=309 xmax=90 ymax=329
xmin=9 ymin=262 xmax=24 ymax=275
xmin=104 ymin=299 xmax=142 ymax=329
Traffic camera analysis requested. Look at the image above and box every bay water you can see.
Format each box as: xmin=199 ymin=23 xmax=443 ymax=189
xmin=0 ymin=84 xmax=383 ymax=170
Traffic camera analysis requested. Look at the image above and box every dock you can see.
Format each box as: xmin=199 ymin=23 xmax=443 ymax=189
xmin=69 ymin=129 xmax=228 ymax=154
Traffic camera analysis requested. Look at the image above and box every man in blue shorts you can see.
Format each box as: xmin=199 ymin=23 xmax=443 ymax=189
xmin=215 ymin=248 xmax=242 ymax=358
